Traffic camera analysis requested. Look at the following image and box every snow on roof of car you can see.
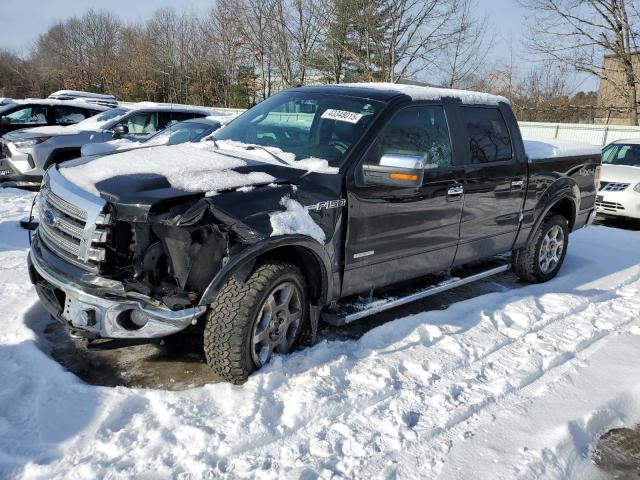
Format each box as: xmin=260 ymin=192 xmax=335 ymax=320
xmin=48 ymin=90 xmax=117 ymax=101
xmin=125 ymin=102 xmax=225 ymax=115
xmin=12 ymin=98 xmax=112 ymax=111
xmin=339 ymin=82 xmax=509 ymax=105
xmin=608 ymin=138 xmax=640 ymax=145
xmin=523 ymin=138 xmax=601 ymax=159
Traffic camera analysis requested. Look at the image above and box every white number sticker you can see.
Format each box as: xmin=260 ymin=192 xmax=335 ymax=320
xmin=321 ymin=109 xmax=363 ymax=124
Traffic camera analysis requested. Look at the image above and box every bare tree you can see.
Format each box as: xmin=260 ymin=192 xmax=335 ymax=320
xmin=442 ymin=0 xmax=495 ymax=88
xmin=522 ymin=0 xmax=640 ymax=125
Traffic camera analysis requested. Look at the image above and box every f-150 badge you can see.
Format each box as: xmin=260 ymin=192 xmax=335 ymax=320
xmin=306 ymin=199 xmax=347 ymax=211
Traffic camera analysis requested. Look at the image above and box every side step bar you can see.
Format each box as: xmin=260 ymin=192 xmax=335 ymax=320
xmin=323 ymin=263 xmax=511 ymax=326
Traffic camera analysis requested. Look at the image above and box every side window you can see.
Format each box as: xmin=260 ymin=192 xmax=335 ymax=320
xmin=120 ymin=112 xmax=158 ymax=134
xmin=5 ymin=105 xmax=47 ymax=124
xmin=54 ymin=106 xmax=89 ymax=124
xmin=462 ymin=107 xmax=512 ymax=163
xmin=363 ymin=106 xmax=452 ymax=169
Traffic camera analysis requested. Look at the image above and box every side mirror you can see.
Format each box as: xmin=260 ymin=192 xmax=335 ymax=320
xmin=362 ymin=153 xmax=427 ymax=187
xmin=0 ymin=117 xmax=10 ymax=126
xmin=112 ymin=124 xmax=129 ymax=139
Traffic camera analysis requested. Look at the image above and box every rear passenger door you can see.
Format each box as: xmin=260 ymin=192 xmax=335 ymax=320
xmin=453 ymin=105 xmax=527 ymax=266
xmin=53 ymin=105 xmax=91 ymax=125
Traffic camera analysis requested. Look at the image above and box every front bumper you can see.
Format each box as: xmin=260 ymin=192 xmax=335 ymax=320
xmin=29 ymin=234 xmax=206 ymax=339
xmin=0 ymin=141 xmax=39 ymax=175
xmin=596 ymin=189 xmax=640 ymax=219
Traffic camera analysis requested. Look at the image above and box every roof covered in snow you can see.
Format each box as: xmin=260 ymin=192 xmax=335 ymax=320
xmin=9 ymin=98 xmax=112 ymax=111
xmin=338 ymin=82 xmax=509 ymax=105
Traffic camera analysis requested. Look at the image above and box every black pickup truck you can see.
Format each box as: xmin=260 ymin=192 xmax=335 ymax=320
xmin=28 ymin=84 xmax=600 ymax=383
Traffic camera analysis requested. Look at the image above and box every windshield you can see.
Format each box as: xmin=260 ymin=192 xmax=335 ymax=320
xmin=602 ymin=143 xmax=640 ymax=166
xmin=74 ymin=108 xmax=128 ymax=131
xmin=144 ymin=120 xmax=217 ymax=146
xmin=0 ymin=103 xmax=16 ymax=115
xmin=213 ymin=91 xmax=383 ymax=168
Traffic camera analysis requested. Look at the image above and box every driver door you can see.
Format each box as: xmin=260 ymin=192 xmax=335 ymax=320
xmin=343 ymin=104 xmax=465 ymax=297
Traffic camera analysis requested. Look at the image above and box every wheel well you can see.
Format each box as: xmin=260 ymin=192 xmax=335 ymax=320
xmin=548 ymin=197 xmax=576 ymax=231
xmin=255 ymin=246 xmax=326 ymax=304
xmin=45 ymin=149 xmax=81 ymax=169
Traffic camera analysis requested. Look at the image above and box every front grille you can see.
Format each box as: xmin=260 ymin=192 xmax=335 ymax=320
xmin=1 ymin=142 xmax=10 ymax=159
xmin=600 ymin=182 xmax=630 ymax=192
xmin=38 ymin=185 xmax=110 ymax=272
xmin=596 ymin=199 xmax=625 ymax=211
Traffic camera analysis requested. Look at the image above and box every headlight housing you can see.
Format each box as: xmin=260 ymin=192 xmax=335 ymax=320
xmin=13 ymin=136 xmax=50 ymax=149
xmin=634 ymin=183 xmax=640 ymax=193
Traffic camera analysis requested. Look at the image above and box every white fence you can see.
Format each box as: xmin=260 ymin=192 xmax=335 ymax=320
xmin=518 ymin=121 xmax=640 ymax=147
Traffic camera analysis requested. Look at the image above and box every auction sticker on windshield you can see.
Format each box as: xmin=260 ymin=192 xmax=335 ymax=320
xmin=321 ymin=109 xmax=363 ymax=124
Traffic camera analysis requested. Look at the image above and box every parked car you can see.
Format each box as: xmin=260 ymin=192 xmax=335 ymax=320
xmin=0 ymin=98 xmax=111 ymax=137
xmin=80 ymin=117 xmax=226 ymax=157
xmin=597 ymin=139 xmax=640 ymax=219
xmin=47 ymin=90 xmax=118 ymax=108
xmin=28 ymin=83 xmax=600 ymax=384
xmin=1 ymin=103 xmax=219 ymax=177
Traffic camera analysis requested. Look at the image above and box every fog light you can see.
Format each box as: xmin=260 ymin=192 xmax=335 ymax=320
xmin=130 ymin=310 xmax=149 ymax=328
xmin=116 ymin=309 xmax=148 ymax=330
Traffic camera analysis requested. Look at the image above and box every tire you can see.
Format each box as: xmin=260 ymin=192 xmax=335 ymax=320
xmin=203 ymin=261 xmax=308 ymax=384
xmin=512 ymin=213 xmax=569 ymax=283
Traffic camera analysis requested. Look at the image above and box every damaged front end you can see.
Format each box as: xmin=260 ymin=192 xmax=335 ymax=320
xmin=28 ymin=166 xmax=292 ymax=340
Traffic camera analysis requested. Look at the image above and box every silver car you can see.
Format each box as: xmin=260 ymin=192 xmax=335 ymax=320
xmin=1 ymin=103 xmax=219 ymax=177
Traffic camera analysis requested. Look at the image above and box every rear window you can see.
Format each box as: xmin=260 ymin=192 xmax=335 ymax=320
xmin=462 ymin=107 xmax=512 ymax=163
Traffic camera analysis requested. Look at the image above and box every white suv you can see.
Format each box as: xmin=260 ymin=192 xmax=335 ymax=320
xmin=597 ymin=139 xmax=640 ymax=219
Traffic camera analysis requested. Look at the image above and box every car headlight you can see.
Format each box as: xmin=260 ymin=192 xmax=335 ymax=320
xmin=13 ymin=136 xmax=50 ymax=149
xmin=635 ymin=183 xmax=640 ymax=193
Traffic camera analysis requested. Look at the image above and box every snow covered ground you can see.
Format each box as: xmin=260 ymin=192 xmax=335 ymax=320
xmin=1 ymin=187 xmax=640 ymax=479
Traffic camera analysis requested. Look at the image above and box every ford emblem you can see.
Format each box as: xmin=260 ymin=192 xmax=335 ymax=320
xmin=43 ymin=209 xmax=57 ymax=226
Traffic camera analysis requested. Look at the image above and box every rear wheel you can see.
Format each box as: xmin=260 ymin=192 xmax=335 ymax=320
xmin=203 ymin=261 xmax=308 ymax=384
xmin=513 ymin=213 xmax=569 ymax=283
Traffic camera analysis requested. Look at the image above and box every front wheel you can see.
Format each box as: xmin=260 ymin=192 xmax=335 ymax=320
xmin=513 ymin=213 xmax=569 ymax=283
xmin=203 ymin=261 xmax=308 ymax=384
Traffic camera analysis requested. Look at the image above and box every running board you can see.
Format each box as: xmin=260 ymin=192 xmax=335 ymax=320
xmin=322 ymin=263 xmax=511 ymax=326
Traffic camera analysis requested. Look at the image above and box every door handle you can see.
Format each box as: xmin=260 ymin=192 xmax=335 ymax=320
xmin=511 ymin=178 xmax=525 ymax=190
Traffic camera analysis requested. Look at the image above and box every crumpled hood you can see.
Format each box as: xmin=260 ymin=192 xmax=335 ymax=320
xmin=601 ymin=164 xmax=640 ymax=184
xmin=56 ymin=144 xmax=334 ymax=221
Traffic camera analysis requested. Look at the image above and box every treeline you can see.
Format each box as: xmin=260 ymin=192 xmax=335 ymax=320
xmin=0 ymin=0 xmax=605 ymax=124
xmin=0 ymin=0 xmax=495 ymax=108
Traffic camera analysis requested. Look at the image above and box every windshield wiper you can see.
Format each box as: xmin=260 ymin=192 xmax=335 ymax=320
xmin=245 ymin=144 xmax=290 ymax=166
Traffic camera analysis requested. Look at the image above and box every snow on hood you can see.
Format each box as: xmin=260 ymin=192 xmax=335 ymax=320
xmin=523 ymin=138 xmax=601 ymax=160
xmin=81 ymin=138 xmax=139 ymax=157
xmin=269 ymin=196 xmax=326 ymax=243
xmin=601 ymin=163 xmax=640 ymax=183
xmin=340 ymin=82 xmax=509 ymax=105
xmin=6 ymin=125 xmax=80 ymax=138
xmin=60 ymin=143 xmax=276 ymax=196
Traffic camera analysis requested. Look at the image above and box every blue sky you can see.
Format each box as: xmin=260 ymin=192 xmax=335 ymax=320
xmin=1 ymin=0 xmax=598 ymax=91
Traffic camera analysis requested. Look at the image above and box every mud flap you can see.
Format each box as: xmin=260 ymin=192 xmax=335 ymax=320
xmin=309 ymin=304 xmax=321 ymax=344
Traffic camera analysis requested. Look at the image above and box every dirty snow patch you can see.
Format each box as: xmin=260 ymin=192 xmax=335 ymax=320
xmin=524 ymin=138 xmax=601 ymax=159
xmin=269 ymin=196 xmax=325 ymax=243
xmin=60 ymin=144 xmax=275 ymax=195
